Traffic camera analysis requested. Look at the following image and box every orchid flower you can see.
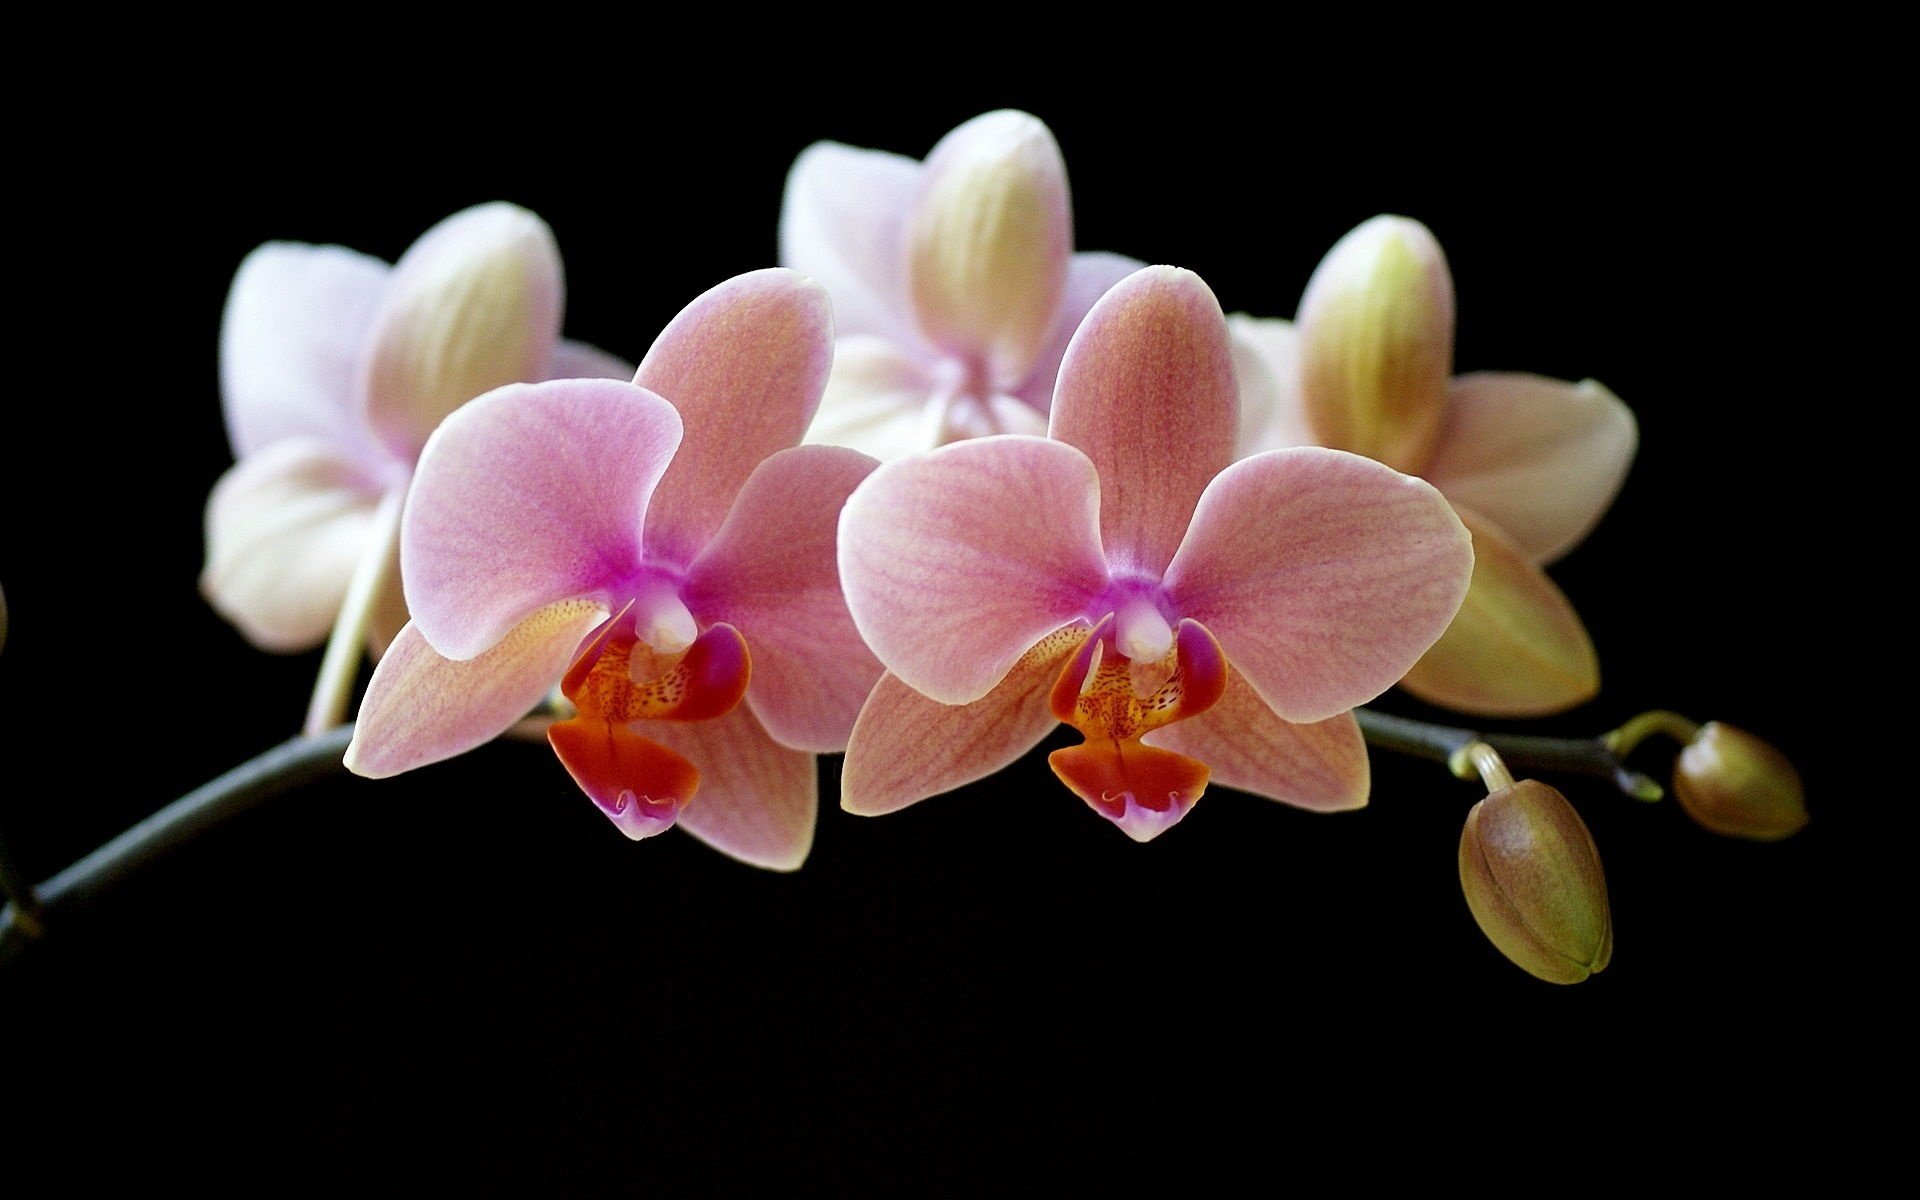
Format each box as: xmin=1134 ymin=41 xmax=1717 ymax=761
xmin=201 ymin=202 xmax=630 ymax=730
xmin=345 ymin=270 xmax=880 ymax=872
xmin=1233 ymin=215 xmax=1637 ymax=716
xmin=836 ymin=266 xmax=1474 ymax=841
xmin=780 ymin=109 xmax=1142 ymax=458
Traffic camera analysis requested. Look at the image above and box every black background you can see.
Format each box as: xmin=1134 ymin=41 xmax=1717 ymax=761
xmin=3 ymin=62 xmax=1859 ymax=1189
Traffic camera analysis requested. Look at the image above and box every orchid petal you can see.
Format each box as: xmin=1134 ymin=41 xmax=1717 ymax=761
xmin=1425 ymin=373 xmax=1637 ymax=565
xmin=684 ymin=445 xmax=882 ymax=753
xmin=906 ymin=110 xmax=1071 ymax=385
xmin=362 ymin=203 xmax=563 ymax=461
xmin=544 ymin=338 xmax=635 ymax=382
xmin=1048 ymin=266 xmax=1238 ymax=576
xmin=648 ymin=708 xmax=817 ymax=872
xmin=1142 ymin=671 xmax=1368 ymax=812
xmin=839 ymin=436 xmax=1110 ymax=704
xmin=842 ymin=625 xmax=1090 ymax=816
xmin=1296 ymin=215 xmax=1454 ymax=473
xmin=637 ymin=269 xmax=834 ymax=563
xmin=344 ymin=599 xmax=609 ymax=778
xmin=1013 ymin=252 xmax=1148 ymax=412
xmin=402 ymin=379 xmax=682 ymax=661
xmin=1164 ymin=446 xmax=1472 ymax=723
xmin=803 ymin=335 xmax=940 ymax=459
xmin=1398 ymin=506 xmax=1599 ymax=716
xmin=779 ymin=140 xmax=922 ymax=344
xmin=220 ymin=242 xmax=389 ymax=459
xmin=201 ymin=439 xmax=387 ymax=652
xmin=1228 ymin=315 xmax=1318 ymax=456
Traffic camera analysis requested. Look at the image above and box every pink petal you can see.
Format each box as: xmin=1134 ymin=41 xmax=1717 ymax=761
xmin=1295 ymin=215 xmax=1455 ymax=473
xmin=684 ymin=445 xmax=882 ymax=753
xmin=1048 ymin=266 xmax=1238 ymax=577
xmin=805 ymin=335 xmax=940 ymax=459
xmin=1163 ymin=446 xmax=1473 ymax=723
xmin=648 ymin=708 xmax=818 ymax=872
xmin=544 ymin=338 xmax=635 ymax=382
xmin=841 ymin=624 xmax=1089 ymax=816
xmin=344 ymin=600 xmax=609 ymax=778
xmin=201 ymin=439 xmax=388 ymax=652
xmin=1142 ymin=671 xmax=1368 ymax=812
xmin=1228 ymin=315 xmax=1318 ymax=455
xmin=1424 ymin=373 xmax=1637 ymax=565
xmin=220 ymin=242 xmax=389 ymax=460
xmin=838 ymin=436 xmax=1110 ymax=704
xmin=1012 ymin=251 xmax=1148 ymax=412
xmin=402 ymin=379 xmax=682 ymax=661
xmin=637 ymin=269 xmax=834 ymax=563
xmin=778 ymin=140 xmax=922 ymax=345
xmin=362 ymin=203 xmax=564 ymax=462
xmin=1397 ymin=506 xmax=1600 ymax=717
xmin=906 ymin=110 xmax=1071 ymax=385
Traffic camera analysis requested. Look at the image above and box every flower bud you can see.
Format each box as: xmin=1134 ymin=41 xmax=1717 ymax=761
xmin=1459 ymin=780 xmax=1612 ymax=984
xmin=1672 ymin=722 xmax=1807 ymax=841
xmin=1296 ymin=215 xmax=1455 ymax=474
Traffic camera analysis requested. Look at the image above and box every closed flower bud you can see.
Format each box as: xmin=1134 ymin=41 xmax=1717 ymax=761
xmin=1673 ymin=722 xmax=1807 ymax=841
xmin=1459 ymin=780 xmax=1612 ymax=984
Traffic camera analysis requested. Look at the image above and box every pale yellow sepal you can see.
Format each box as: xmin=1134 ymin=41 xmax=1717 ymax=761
xmin=1297 ymin=215 xmax=1454 ymax=473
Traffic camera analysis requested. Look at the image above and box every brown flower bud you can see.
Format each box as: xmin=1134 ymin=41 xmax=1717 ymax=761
xmin=1673 ymin=722 xmax=1807 ymax=842
xmin=1459 ymin=780 xmax=1613 ymax=984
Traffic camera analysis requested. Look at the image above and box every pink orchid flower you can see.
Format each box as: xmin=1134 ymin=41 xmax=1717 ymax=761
xmin=780 ymin=109 xmax=1142 ymax=458
xmin=201 ymin=203 xmax=630 ymax=728
xmin=836 ymin=266 xmax=1474 ymax=841
xmin=345 ymin=270 xmax=881 ymax=872
xmin=1234 ymin=215 xmax=1637 ymax=716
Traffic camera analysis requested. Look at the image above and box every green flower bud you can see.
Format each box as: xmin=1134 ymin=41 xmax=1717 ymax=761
xmin=1459 ymin=780 xmax=1613 ymax=984
xmin=1673 ymin=722 xmax=1807 ymax=842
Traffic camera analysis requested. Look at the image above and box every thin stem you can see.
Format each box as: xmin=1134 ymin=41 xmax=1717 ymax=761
xmin=303 ymin=488 xmax=405 ymax=737
xmin=1606 ymin=710 xmax=1702 ymax=757
xmin=1458 ymin=742 xmax=1515 ymax=791
xmin=1353 ymin=707 xmax=1664 ymax=801
xmin=0 ymin=726 xmax=354 ymax=969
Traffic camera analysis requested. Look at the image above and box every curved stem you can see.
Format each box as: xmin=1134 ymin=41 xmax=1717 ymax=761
xmin=1605 ymin=709 xmax=1702 ymax=757
xmin=0 ymin=726 xmax=354 ymax=969
xmin=1353 ymin=708 xmax=1664 ymax=801
xmin=304 ymin=488 xmax=404 ymax=737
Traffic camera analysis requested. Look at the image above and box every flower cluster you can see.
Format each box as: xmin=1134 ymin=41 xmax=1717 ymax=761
xmin=187 ymin=109 xmax=1803 ymax=982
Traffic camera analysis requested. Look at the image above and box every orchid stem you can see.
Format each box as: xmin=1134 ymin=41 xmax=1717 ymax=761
xmin=1605 ymin=709 xmax=1702 ymax=757
xmin=1353 ymin=708 xmax=1665 ymax=802
xmin=0 ymin=726 xmax=354 ymax=969
xmin=303 ymin=488 xmax=405 ymax=737
xmin=0 ymin=829 xmax=44 ymax=936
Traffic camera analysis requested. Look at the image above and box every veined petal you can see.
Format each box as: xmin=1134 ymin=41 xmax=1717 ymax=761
xmin=1296 ymin=215 xmax=1454 ymax=473
xmin=779 ymin=140 xmax=922 ymax=344
xmin=1164 ymin=446 xmax=1472 ymax=724
xmin=544 ymin=338 xmax=635 ymax=382
xmin=839 ymin=436 xmax=1110 ymax=704
xmin=201 ymin=439 xmax=387 ymax=652
xmin=637 ymin=269 xmax=834 ymax=562
xmin=684 ymin=445 xmax=881 ymax=753
xmin=841 ymin=624 xmax=1088 ymax=816
xmin=1013 ymin=251 xmax=1148 ymax=412
xmin=1048 ymin=266 xmax=1238 ymax=576
xmin=907 ymin=110 xmax=1071 ymax=385
xmin=363 ymin=203 xmax=563 ymax=461
xmin=804 ymin=335 xmax=941 ymax=459
xmin=649 ymin=708 xmax=818 ymax=872
xmin=345 ymin=600 xmax=609 ymax=778
xmin=1229 ymin=315 xmax=1318 ymax=456
xmin=1398 ymin=507 xmax=1599 ymax=717
xmin=1425 ymin=373 xmax=1637 ymax=564
xmin=1142 ymin=671 xmax=1368 ymax=812
xmin=403 ymin=379 xmax=682 ymax=661
xmin=220 ymin=242 xmax=389 ymax=459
